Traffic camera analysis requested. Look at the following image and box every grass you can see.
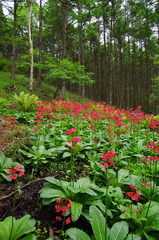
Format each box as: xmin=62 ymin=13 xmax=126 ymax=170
xmin=0 ymin=71 xmax=90 ymax=103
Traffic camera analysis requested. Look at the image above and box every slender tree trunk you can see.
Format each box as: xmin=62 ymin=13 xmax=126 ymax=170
xmin=26 ymin=0 xmax=34 ymax=90
xmin=60 ymin=2 xmax=68 ymax=99
xmin=11 ymin=0 xmax=17 ymax=80
xmin=37 ymin=0 xmax=42 ymax=86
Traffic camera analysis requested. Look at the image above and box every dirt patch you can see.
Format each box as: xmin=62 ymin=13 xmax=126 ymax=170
xmin=0 ymin=124 xmax=9 ymax=154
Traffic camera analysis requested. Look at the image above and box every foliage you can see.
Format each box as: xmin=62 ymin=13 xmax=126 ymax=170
xmin=66 ymin=206 xmax=139 ymax=240
xmin=13 ymin=91 xmax=39 ymax=112
xmin=0 ymin=214 xmax=36 ymax=240
xmin=44 ymin=59 xmax=94 ymax=98
xmin=0 ymin=154 xmax=24 ymax=182
xmin=40 ymin=177 xmax=104 ymax=222
xmin=19 ymin=145 xmax=55 ymax=168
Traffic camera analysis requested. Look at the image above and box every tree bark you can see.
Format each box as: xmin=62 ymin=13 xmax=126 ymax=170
xmin=26 ymin=0 xmax=34 ymax=90
xmin=11 ymin=0 xmax=17 ymax=80
xmin=37 ymin=0 xmax=43 ymax=86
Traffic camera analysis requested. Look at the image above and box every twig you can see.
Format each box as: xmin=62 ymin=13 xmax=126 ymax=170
xmin=0 ymin=178 xmax=45 ymax=201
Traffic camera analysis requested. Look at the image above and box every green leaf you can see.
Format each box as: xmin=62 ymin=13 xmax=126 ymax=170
xmin=62 ymin=152 xmax=71 ymax=158
xmin=76 ymin=178 xmax=91 ymax=190
xmin=0 ymin=215 xmax=36 ymax=240
xmin=66 ymin=227 xmax=90 ymax=240
xmin=22 ymin=233 xmax=36 ymax=240
xmin=89 ymin=206 xmax=105 ymax=240
xmin=117 ymin=169 xmax=129 ymax=184
xmin=71 ymin=202 xmax=83 ymax=222
xmin=143 ymin=231 xmax=156 ymax=240
xmin=125 ymin=234 xmax=141 ymax=240
xmin=109 ymin=221 xmax=129 ymax=240
xmin=40 ymin=188 xmax=66 ymax=199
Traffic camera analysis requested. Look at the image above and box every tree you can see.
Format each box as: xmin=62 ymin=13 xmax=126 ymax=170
xmin=44 ymin=58 xmax=94 ymax=99
xmin=25 ymin=0 xmax=34 ymax=90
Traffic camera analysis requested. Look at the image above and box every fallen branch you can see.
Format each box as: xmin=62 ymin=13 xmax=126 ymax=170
xmin=0 ymin=178 xmax=45 ymax=201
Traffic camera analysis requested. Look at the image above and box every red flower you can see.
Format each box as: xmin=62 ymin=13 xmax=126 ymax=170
xmin=19 ymin=171 xmax=24 ymax=176
xmin=68 ymin=137 xmax=82 ymax=143
xmin=66 ymin=217 xmax=71 ymax=224
xmin=100 ymin=162 xmax=109 ymax=169
xmin=142 ymin=183 xmax=151 ymax=187
xmin=136 ymin=210 xmax=141 ymax=214
xmin=9 ymin=174 xmax=18 ymax=180
xmin=56 ymin=216 xmax=62 ymax=221
xmin=131 ymin=192 xmax=141 ymax=201
xmin=130 ymin=185 xmax=137 ymax=189
xmin=8 ymin=169 xmax=15 ymax=174
xmin=126 ymin=192 xmax=134 ymax=197
xmin=14 ymin=166 xmax=22 ymax=172
xmin=101 ymin=150 xmax=116 ymax=160
xmin=66 ymin=128 xmax=77 ymax=135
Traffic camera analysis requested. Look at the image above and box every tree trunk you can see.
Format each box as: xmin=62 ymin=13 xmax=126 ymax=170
xmin=37 ymin=0 xmax=42 ymax=86
xmin=11 ymin=0 xmax=17 ymax=80
xmin=59 ymin=2 xmax=68 ymax=99
xmin=26 ymin=0 xmax=34 ymax=90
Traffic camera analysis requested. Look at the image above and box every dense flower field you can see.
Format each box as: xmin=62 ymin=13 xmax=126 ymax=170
xmin=1 ymin=94 xmax=159 ymax=240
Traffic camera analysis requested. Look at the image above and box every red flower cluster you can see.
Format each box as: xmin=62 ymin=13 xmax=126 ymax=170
xmin=126 ymin=185 xmax=141 ymax=201
xmin=149 ymin=118 xmax=159 ymax=129
xmin=68 ymin=137 xmax=82 ymax=143
xmin=100 ymin=160 xmax=115 ymax=169
xmin=8 ymin=166 xmax=24 ymax=180
xmin=55 ymin=198 xmax=72 ymax=224
xmin=66 ymin=128 xmax=77 ymax=135
xmin=142 ymin=156 xmax=159 ymax=163
xmin=142 ymin=183 xmax=151 ymax=187
xmin=101 ymin=150 xmax=116 ymax=160
xmin=100 ymin=150 xmax=116 ymax=168
xmin=146 ymin=141 xmax=159 ymax=154
xmin=2 ymin=116 xmax=18 ymax=128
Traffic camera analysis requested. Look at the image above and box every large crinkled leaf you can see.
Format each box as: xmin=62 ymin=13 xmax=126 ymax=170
xmin=89 ymin=206 xmax=105 ymax=240
xmin=22 ymin=233 xmax=36 ymax=240
xmin=44 ymin=177 xmax=64 ymax=187
xmin=71 ymin=201 xmax=83 ymax=222
xmin=125 ymin=234 xmax=141 ymax=240
xmin=109 ymin=221 xmax=129 ymax=240
xmin=62 ymin=152 xmax=71 ymax=158
xmin=0 ymin=215 xmax=36 ymax=240
xmin=40 ymin=188 xmax=66 ymax=199
xmin=85 ymin=188 xmax=97 ymax=196
xmin=66 ymin=227 xmax=91 ymax=240
xmin=76 ymin=178 xmax=91 ymax=189
xmin=117 ymin=169 xmax=130 ymax=183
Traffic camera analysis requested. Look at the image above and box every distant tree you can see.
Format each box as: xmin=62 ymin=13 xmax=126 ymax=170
xmin=44 ymin=58 xmax=94 ymax=99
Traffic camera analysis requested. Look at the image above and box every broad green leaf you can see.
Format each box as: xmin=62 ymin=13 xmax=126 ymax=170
xmin=66 ymin=227 xmax=90 ymax=240
xmin=109 ymin=221 xmax=129 ymax=240
xmin=71 ymin=201 xmax=83 ymax=222
xmin=0 ymin=215 xmax=36 ymax=240
xmin=40 ymin=188 xmax=66 ymax=199
xmin=117 ymin=169 xmax=129 ymax=183
xmin=44 ymin=177 xmax=63 ymax=187
xmin=89 ymin=206 xmax=105 ymax=240
xmin=85 ymin=188 xmax=97 ymax=196
xmin=22 ymin=233 xmax=36 ymax=240
xmin=62 ymin=152 xmax=71 ymax=158
xmin=143 ymin=231 xmax=156 ymax=240
xmin=77 ymin=178 xmax=91 ymax=189
xmin=125 ymin=234 xmax=141 ymax=240
xmin=57 ymin=146 xmax=68 ymax=151
xmin=144 ymin=225 xmax=159 ymax=232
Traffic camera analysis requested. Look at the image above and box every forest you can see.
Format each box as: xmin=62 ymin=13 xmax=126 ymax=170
xmin=1 ymin=0 xmax=159 ymax=113
xmin=2 ymin=1 xmax=159 ymax=240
